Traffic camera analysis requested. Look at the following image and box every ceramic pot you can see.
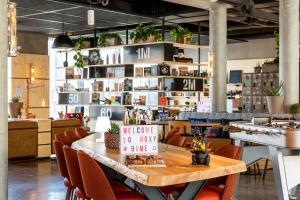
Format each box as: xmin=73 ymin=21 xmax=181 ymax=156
xmin=191 ymin=151 xmax=210 ymax=165
xmin=176 ymin=36 xmax=190 ymax=44
xmin=104 ymin=133 xmax=120 ymax=149
xmin=9 ymin=102 xmax=23 ymax=118
xmin=105 ymin=37 xmax=122 ymax=46
xmin=266 ymin=96 xmax=284 ymax=114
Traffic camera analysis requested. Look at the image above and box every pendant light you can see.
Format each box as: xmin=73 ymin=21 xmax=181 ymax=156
xmin=52 ymin=23 xmax=74 ymax=49
xmin=87 ymin=1 xmax=95 ymax=26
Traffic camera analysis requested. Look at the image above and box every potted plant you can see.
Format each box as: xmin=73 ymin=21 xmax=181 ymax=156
xmin=73 ymin=37 xmax=85 ymax=69
xmin=9 ymin=96 xmax=23 ymax=118
xmin=290 ymin=103 xmax=300 ymax=115
xmin=262 ymin=31 xmax=279 ymax=72
xmin=97 ymin=33 xmax=122 ymax=47
xmin=130 ymin=24 xmax=161 ymax=44
xmin=170 ymin=26 xmax=193 ymax=44
xmin=264 ymin=81 xmax=284 ymax=114
xmin=104 ymin=122 xmax=120 ymax=149
xmin=191 ymin=133 xmax=210 ymax=165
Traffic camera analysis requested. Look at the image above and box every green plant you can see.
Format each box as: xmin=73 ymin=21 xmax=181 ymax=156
xmin=73 ymin=37 xmax=84 ymax=69
xmin=290 ymin=103 xmax=300 ymax=115
xmin=263 ymin=31 xmax=279 ymax=65
xmin=264 ymin=81 xmax=284 ymax=96
xmin=97 ymin=33 xmax=122 ymax=47
xmin=130 ymin=24 xmax=161 ymax=42
xmin=170 ymin=26 xmax=193 ymax=43
xmin=106 ymin=122 xmax=119 ymax=134
xmin=11 ymin=96 xmax=20 ymax=103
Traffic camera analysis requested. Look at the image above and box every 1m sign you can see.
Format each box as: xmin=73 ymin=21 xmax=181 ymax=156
xmin=120 ymin=125 xmax=158 ymax=155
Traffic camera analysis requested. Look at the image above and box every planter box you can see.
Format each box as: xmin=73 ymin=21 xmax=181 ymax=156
xmin=105 ymin=38 xmax=122 ymax=46
xmin=262 ymin=63 xmax=278 ymax=73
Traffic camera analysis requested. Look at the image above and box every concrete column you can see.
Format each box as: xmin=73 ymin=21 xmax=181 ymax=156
xmin=209 ymin=2 xmax=227 ymax=112
xmin=279 ymin=0 xmax=299 ymax=110
xmin=0 ymin=1 xmax=8 ymax=199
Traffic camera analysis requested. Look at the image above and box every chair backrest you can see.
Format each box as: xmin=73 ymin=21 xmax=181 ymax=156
xmin=53 ymin=140 xmax=69 ymax=179
xmin=55 ymin=133 xmax=73 ymax=146
xmin=63 ymin=145 xmax=86 ymax=197
xmin=168 ymin=121 xmax=191 ymax=134
xmin=75 ymin=127 xmax=89 ymax=138
xmin=166 ymin=135 xmax=187 ymax=147
xmin=214 ymin=145 xmax=241 ymax=200
xmin=65 ymin=130 xmax=80 ymax=141
xmin=164 ymin=127 xmax=180 ymax=144
xmin=77 ymin=150 xmax=116 ymax=200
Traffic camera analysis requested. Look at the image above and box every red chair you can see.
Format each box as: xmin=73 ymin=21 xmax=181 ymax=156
xmin=77 ymin=150 xmax=146 ymax=200
xmin=196 ymin=144 xmax=242 ymax=200
xmin=64 ymin=130 xmax=81 ymax=142
xmin=53 ymin=140 xmax=73 ymax=200
xmin=166 ymin=135 xmax=187 ymax=147
xmin=75 ymin=127 xmax=89 ymax=138
xmin=55 ymin=133 xmax=73 ymax=146
xmin=164 ymin=127 xmax=180 ymax=144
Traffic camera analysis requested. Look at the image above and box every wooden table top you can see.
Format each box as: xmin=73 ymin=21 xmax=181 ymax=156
xmin=72 ymin=133 xmax=246 ymax=187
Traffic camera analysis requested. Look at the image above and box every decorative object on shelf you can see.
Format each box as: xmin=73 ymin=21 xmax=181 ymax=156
xmin=171 ymin=68 xmax=178 ymax=76
xmin=104 ymin=122 xmax=120 ymax=149
xmin=130 ymin=24 xmax=161 ymax=43
xmin=97 ymin=33 xmax=122 ymax=47
xmin=264 ymin=81 xmax=284 ymax=114
xmin=52 ymin=23 xmax=74 ymax=49
xmin=290 ymin=103 xmax=300 ymax=115
xmin=7 ymin=2 xmax=17 ymax=57
xmin=58 ymin=111 xmax=64 ymax=119
xmin=65 ymin=112 xmax=83 ymax=125
xmin=144 ymin=67 xmax=151 ymax=76
xmin=9 ymin=96 xmax=23 ymax=118
xmin=135 ymin=67 xmax=144 ymax=77
xmin=73 ymin=37 xmax=84 ymax=69
xmin=123 ymin=78 xmax=133 ymax=91
xmin=158 ymin=62 xmax=170 ymax=76
xmin=170 ymin=25 xmax=193 ymax=44
xmin=91 ymin=93 xmax=100 ymax=104
xmin=88 ymin=50 xmax=103 ymax=65
xmin=191 ymin=133 xmax=210 ymax=165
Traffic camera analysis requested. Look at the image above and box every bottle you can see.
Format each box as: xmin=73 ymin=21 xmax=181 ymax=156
xmin=106 ymin=54 xmax=109 ymax=64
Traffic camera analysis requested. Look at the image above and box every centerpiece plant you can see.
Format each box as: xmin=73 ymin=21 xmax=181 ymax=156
xmin=130 ymin=24 xmax=161 ymax=43
xmin=97 ymin=33 xmax=122 ymax=47
xmin=104 ymin=122 xmax=120 ymax=149
xmin=191 ymin=133 xmax=210 ymax=165
xmin=170 ymin=25 xmax=193 ymax=44
xmin=264 ymin=81 xmax=284 ymax=114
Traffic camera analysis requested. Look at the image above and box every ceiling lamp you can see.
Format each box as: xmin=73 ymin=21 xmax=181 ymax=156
xmin=52 ymin=23 xmax=74 ymax=49
xmin=87 ymin=9 xmax=95 ymax=26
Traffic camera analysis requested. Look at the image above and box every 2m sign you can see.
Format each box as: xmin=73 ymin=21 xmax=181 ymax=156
xmin=136 ymin=47 xmax=151 ymax=60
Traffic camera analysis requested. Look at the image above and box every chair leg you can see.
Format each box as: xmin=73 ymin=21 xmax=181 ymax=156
xmin=256 ymin=163 xmax=261 ymax=176
xmin=263 ymin=159 xmax=269 ymax=180
xmin=66 ymin=187 xmax=72 ymax=200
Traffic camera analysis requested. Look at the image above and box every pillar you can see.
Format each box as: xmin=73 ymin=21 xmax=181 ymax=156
xmin=0 ymin=0 xmax=8 ymax=199
xmin=279 ymin=0 xmax=299 ymax=110
xmin=209 ymin=2 xmax=227 ymax=112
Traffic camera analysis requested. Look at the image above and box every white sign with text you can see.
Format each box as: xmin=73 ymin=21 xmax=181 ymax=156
xmin=120 ymin=125 xmax=158 ymax=155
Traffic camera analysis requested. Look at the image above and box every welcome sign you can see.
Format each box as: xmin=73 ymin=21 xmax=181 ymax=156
xmin=120 ymin=125 xmax=158 ymax=155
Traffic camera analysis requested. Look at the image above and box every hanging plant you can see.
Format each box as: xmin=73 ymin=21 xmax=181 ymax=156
xmin=130 ymin=24 xmax=161 ymax=43
xmin=97 ymin=33 xmax=122 ymax=47
xmin=170 ymin=26 xmax=193 ymax=44
xmin=73 ymin=37 xmax=84 ymax=69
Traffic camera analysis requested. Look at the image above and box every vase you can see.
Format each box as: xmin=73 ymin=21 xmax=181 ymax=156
xmin=191 ymin=151 xmax=210 ymax=165
xmin=266 ymin=96 xmax=284 ymax=114
xmin=9 ymin=102 xmax=23 ymax=118
xmin=104 ymin=133 xmax=120 ymax=149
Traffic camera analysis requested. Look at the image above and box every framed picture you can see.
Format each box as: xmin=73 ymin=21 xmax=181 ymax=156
xmin=135 ymin=67 xmax=144 ymax=77
xmin=88 ymin=50 xmax=102 ymax=65
xmin=144 ymin=67 xmax=151 ymax=76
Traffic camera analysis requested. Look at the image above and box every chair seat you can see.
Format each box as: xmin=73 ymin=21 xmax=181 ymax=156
xmin=115 ymin=191 xmax=146 ymax=200
xmin=196 ymin=187 xmax=221 ymax=200
xmin=111 ymin=182 xmax=129 ymax=191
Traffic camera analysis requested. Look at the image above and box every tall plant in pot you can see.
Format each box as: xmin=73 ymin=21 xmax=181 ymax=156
xmin=170 ymin=26 xmax=193 ymax=44
xmin=130 ymin=24 xmax=161 ymax=44
xmin=9 ymin=96 xmax=23 ymax=118
xmin=264 ymin=81 xmax=284 ymax=114
xmin=104 ymin=123 xmax=120 ymax=149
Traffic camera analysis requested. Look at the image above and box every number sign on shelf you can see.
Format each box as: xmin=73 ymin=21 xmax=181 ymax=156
xmin=120 ymin=125 xmax=158 ymax=155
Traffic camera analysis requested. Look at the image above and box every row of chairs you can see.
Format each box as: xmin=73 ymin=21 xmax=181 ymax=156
xmin=53 ymin=128 xmax=146 ymax=200
xmin=163 ymin=127 xmax=241 ymax=200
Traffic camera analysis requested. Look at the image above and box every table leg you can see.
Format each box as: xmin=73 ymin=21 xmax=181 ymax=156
xmin=268 ymin=146 xmax=289 ymax=200
xmin=233 ymin=139 xmax=245 ymax=199
xmin=134 ymin=182 xmax=166 ymax=200
xmin=134 ymin=180 xmax=206 ymax=200
xmin=176 ymin=180 xmax=206 ymax=200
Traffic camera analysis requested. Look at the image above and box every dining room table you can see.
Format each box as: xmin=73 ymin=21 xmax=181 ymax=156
xmin=72 ymin=133 xmax=246 ymax=200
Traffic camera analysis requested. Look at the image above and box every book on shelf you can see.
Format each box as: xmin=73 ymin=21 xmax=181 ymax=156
xmin=144 ymin=67 xmax=151 ymax=77
xmin=111 ymin=96 xmax=121 ymax=105
xmin=135 ymin=67 xmax=144 ymax=77
xmin=125 ymin=155 xmax=166 ymax=168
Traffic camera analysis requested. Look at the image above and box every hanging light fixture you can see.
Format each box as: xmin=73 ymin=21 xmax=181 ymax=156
xmin=87 ymin=1 xmax=95 ymax=26
xmin=7 ymin=2 xmax=17 ymax=57
xmin=52 ymin=23 xmax=74 ymax=49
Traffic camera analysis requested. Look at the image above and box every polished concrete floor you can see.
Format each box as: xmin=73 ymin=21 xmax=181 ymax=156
xmin=8 ymin=159 xmax=300 ymax=200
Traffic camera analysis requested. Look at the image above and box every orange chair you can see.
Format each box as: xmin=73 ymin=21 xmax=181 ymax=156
xmin=64 ymin=130 xmax=81 ymax=142
xmin=55 ymin=133 xmax=73 ymax=146
xmin=164 ymin=127 xmax=180 ymax=144
xmin=77 ymin=150 xmax=146 ymax=200
xmin=75 ymin=127 xmax=89 ymax=138
xmin=53 ymin=140 xmax=73 ymax=200
xmin=166 ymin=135 xmax=187 ymax=147
xmin=196 ymin=144 xmax=241 ymax=200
